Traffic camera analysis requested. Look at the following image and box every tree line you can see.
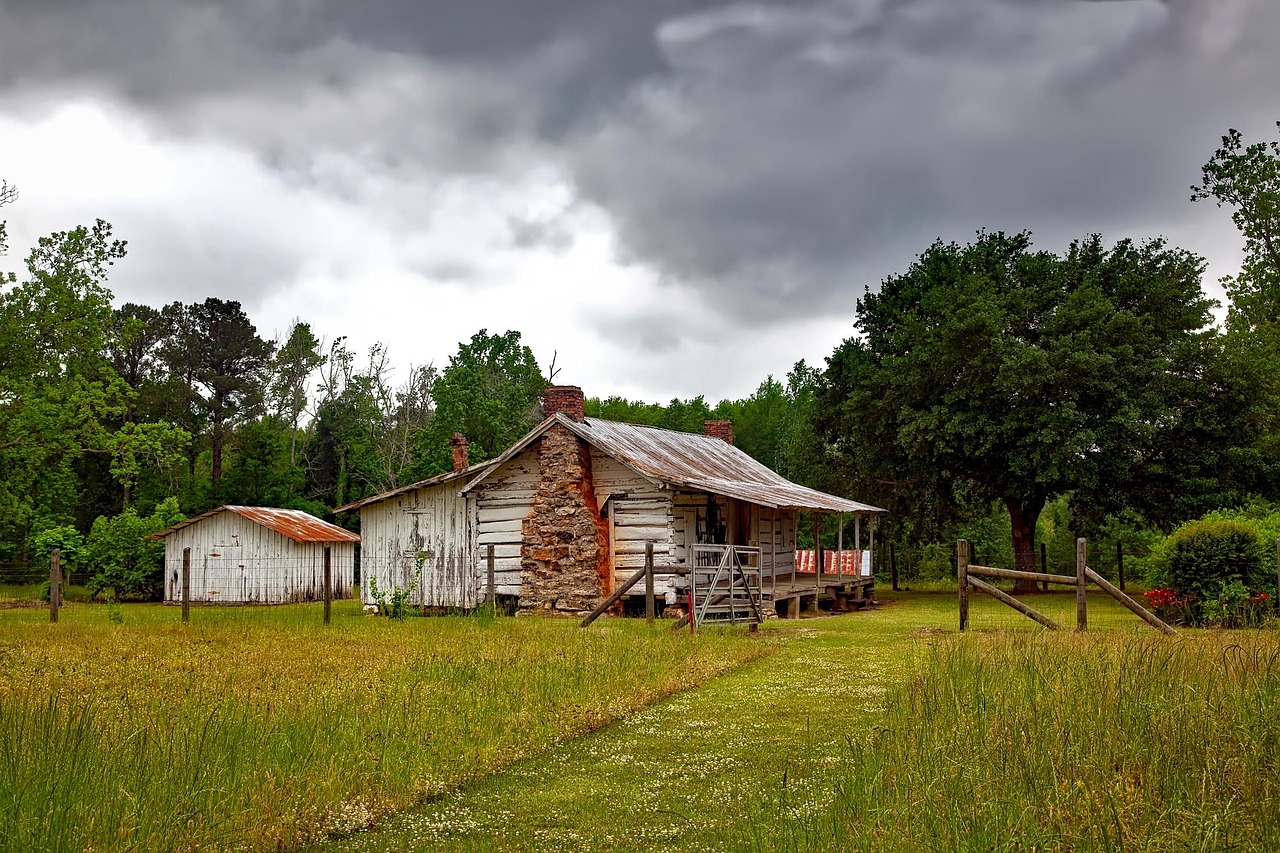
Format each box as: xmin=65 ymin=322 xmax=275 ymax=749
xmin=2 ymin=121 xmax=1277 ymax=597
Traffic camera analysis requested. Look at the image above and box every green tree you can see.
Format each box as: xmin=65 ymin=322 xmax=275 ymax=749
xmin=269 ymin=320 xmax=325 ymax=467
xmin=0 ymin=220 xmax=129 ymax=558
xmin=817 ymin=231 xmax=1225 ymax=591
xmin=408 ymin=330 xmax=544 ymax=478
xmin=1193 ymin=123 xmax=1280 ymax=477
xmin=1192 ymin=122 xmax=1280 ymax=330
xmin=84 ymin=497 xmax=184 ymax=600
xmin=163 ymin=299 xmax=275 ymax=497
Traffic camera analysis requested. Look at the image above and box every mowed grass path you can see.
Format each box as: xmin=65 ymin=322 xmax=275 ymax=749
xmin=0 ymin=600 xmax=768 ymax=850
xmin=336 ymin=591 xmax=1280 ymax=852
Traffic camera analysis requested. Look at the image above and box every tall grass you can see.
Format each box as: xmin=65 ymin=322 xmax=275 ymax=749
xmin=0 ymin=601 xmax=768 ymax=850
xmin=743 ymin=629 xmax=1280 ymax=851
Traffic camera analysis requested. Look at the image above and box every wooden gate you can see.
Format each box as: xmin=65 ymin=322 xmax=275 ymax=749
xmin=957 ymin=537 xmax=1176 ymax=635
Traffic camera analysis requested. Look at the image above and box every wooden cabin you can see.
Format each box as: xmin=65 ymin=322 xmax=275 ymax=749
xmin=337 ymin=386 xmax=885 ymax=621
xmin=150 ymin=506 xmax=359 ymax=604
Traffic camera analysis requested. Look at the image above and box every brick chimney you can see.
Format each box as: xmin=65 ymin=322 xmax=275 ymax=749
xmin=544 ymin=385 xmax=585 ymax=422
xmin=704 ymin=419 xmax=734 ymax=445
xmin=449 ymin=433 xmax=469 ymax=472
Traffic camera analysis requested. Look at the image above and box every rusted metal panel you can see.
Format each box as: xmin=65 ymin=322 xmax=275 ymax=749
xmin=151 ymin=506 xmax=359 ymax=544
xmin=462 ymin=414 xmax=885 ymax=515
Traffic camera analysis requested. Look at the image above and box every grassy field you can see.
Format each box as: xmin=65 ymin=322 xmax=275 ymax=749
xmin=341 ymin=591 xmax=1280 ymax=852
xmin=0 ymin=600 xmax=768 ymax=850
xmin=3 ymin=588 xmax=1277 ymax=851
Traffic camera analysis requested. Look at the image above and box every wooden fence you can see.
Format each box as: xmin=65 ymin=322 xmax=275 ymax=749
xmin=958 ymin=537 xmax=1176 ymax=635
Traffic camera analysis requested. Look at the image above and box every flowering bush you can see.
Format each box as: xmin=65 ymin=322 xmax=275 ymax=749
xmin=1142 ymin=587 xmax=1197 ymax=625
xmin=1143 ymin=583 xmax=1271 ymax=628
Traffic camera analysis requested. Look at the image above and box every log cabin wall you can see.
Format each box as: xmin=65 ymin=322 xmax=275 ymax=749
xmin=590 ymin=447 xmax=676 ymax=601
xmin=162 ymin=511 xmax=355 ymax=604
xmin=358 ymin=480 xmax=475 ymax=608
xmin=472 ymin=446 xmax=540 ymax=597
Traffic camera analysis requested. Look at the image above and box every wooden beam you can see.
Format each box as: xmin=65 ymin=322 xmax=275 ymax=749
xmin=1085 ymin=567 xmax=1177 ymax=636
xmin=957 ymin=539 xmax=969 ymax=632
xmin=182 ymin=547 xmax=191 ymax=624
xmin=1117 ymin=541 xmax=1125 ymax=592
xmin=644 ymin=542 xmax=655 ymax=625
xmin=968 ymin=565 xmax=1077 ymax=586
xmin=581 ymin=563 xmax=648 ymax=627
xmin=968 ymin=576 xmax=1061 ymax=630
xmin=323 ymin=545 xmax=332 ymax=625
xmin=1076 ymin=537 xmax=1088 ymax=632
xmin=49 ymin=549 xmax=60 ymax=624
xmin=487 ymin=544 xmax=496 ymax=606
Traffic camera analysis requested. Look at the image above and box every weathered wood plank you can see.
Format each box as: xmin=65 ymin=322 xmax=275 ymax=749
xmin=969 ymin=565 xmax=1077 ymax=586
xmin=477 ymin=506 xmax=530 ymax=524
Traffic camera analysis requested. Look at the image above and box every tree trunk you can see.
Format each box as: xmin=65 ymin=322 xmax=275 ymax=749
xmin=1007 ymin=497 xmax=1043 ymax=594
xmin=211 ymin=416 xmax=224 ymax=493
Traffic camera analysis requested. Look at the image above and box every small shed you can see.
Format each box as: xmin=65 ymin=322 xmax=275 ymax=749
xmin=150 ymin=506 xmax=359 ymax=604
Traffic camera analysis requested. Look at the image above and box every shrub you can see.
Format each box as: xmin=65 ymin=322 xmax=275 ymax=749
xmin=1163 ymin=519 xmax=1265 ymax=600
xmin=32 ymin=524 xmax=86 ymax=582
xmin=1201 ymin=580 xmax=1270 ymax=628
xmin=367 ymin=577 xmax=416 ymax=620
xmin=84 ymin=498 xmax=185 ymax=601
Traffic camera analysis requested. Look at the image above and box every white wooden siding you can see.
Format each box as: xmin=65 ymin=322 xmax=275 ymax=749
xmin=161 ymin=511 xmax=355 ymax=604
xmin=358 ymin=480 xmax=476 ymax=608
xmin=473 ymin=448 xmax=540 ymax=595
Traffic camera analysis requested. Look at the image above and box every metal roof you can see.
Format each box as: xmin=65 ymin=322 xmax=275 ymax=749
xmin=332 ymin=461 xmax=495 ymax=514
xmin=463 ymin=414 xmax=885 ymax=514
xmin=149 ymin=506 xmax=361 ymax=543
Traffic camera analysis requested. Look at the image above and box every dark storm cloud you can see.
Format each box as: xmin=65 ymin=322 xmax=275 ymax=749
xmin=2 ymin=0 xmax=1277 ymax=331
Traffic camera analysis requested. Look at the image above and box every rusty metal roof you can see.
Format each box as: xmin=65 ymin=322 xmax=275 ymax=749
xmin=149 ymin=506 xmax=360 ymax=543
xmin=333 ymin=461 xmax=495 ymax=514
xmin=463 ymin=414 xmax=885 ymax=514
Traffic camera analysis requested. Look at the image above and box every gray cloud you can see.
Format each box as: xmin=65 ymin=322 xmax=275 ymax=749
xmin=2 ymin=0 xmax=1278 ymax=391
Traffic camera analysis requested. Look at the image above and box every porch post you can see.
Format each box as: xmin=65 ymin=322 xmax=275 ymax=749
xmin=854 ymin=515 xmax=862 ymax=576
xmin=837 ymin=514 xmax=844 ymax=576
xmin=813 ymin=512 xmax=822 ymax=600
xmin=868 ymin=516 xmax=876 ymax=582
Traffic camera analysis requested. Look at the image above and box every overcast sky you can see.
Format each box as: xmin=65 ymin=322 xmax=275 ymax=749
xmin=1 ymin=0 xmax=1277 ymax=402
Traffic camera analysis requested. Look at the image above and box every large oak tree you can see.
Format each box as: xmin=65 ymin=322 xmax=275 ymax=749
xmin=816 ymin=231 xmax=1229 ymax=591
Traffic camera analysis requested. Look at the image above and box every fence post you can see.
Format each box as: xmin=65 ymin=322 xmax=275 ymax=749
xmin=1117 ymin=541 xmax=1125 ymax=592
xmin=890 ymin=542 xmax=899 ymax=592
xmin=182 ymin=547 xmax=191 ymax=624
xmin=1076 ymin=537 xmax=1087 ymax=632
xmin=1040 ymin=542 xmax=1049 ymax=592
xmin=323 ymin=545 xmax=332 ymax=625
xmin=49 ymin=549 xmax=61 ymax=623
xmin=957 ymin=539 xmax=969 ymax=632
xmin=644 ymin=542 xmax=655 ymax=625
xmin=487 ymin=544 xmax=496 ymax=607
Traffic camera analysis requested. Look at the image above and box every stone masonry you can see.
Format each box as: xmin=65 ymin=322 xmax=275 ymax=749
xmin=519 ymin=423 xmax=611 ymax=615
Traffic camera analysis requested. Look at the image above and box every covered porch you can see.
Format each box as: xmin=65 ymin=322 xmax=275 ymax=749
xmin=668 ymin=499 xmax=883 ymax=625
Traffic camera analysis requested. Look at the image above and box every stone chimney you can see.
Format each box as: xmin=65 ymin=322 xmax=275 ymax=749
xmin=544 ymin=385 xmax=585 ymax=422
xmin=704 ymin=419 xmax=734 ymax=445
xmin=449 ymin=433 xmax=469 ymax=472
